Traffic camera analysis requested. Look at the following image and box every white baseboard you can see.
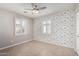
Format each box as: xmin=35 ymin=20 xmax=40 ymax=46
xmin=0 ymin=39 xmax=32 ymax=50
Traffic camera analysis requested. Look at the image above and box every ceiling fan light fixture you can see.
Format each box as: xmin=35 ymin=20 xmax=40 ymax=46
xmin=23 ymin=3 xmax=46 ymax=15
xmin=32 ymin=10 xmax=39 ymax=14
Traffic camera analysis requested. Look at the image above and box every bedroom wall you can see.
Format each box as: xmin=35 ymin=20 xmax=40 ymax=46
xmin=33 ymin=8 xmax=76 ymax=48
xmin=0 ymin=9 xmax=33 ymax=49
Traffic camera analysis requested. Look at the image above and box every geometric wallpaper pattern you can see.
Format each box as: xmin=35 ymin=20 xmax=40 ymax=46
xmin=33 ymin=8 xmax=76 ymax=48
xmin=53 ymin=9 xmax=75 ymax=48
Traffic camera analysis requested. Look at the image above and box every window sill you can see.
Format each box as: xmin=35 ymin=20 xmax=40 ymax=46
xmin=15 ymin=33 xmax=26 ymax=36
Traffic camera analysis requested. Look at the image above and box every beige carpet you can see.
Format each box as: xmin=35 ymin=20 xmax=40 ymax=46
xmin=0 ymin=40 xmax=78 ymax=56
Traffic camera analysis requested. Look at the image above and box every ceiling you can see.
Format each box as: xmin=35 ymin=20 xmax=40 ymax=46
xmin=0 ymin=3 xmax=76 ymax=19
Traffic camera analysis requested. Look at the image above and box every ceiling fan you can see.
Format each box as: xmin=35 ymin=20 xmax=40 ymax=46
xmin=24 ymin=3 xmax=47 ymax=14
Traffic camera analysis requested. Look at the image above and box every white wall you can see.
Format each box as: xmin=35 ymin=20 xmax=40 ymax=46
xmin=76 ymin=11 xmax=79 ymax=55
xmin=33 ymin=8 xmax=76 ymax=48
xmin=0 ymin=9 xmax=33 ymax=49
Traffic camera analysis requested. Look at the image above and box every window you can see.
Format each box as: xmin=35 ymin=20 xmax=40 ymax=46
xmin=15 ymin=17 xmax=26 ymax=36
xmin=42 ymin=20 xmax=51 ymax=34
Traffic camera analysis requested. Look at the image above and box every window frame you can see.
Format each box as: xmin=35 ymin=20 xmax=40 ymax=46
xmin=15 ymin=16 xmax=27 ymax=36
xmin=42 ymin=20 xmax=51 ymax=34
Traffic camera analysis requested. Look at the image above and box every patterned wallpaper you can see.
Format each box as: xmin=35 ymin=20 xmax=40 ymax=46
xmin=33 ymin=8 xmax=76 ymax=48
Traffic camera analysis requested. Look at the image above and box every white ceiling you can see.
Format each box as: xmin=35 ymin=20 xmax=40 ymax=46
xmin=0 ymin=3 xmax=75 ymax=19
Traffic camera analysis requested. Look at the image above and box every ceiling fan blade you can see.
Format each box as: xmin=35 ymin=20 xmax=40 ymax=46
xmin=24 ymin=11 xmax=28 ymax=13
xmin=38 ymin=7 xmax=46 ymax=10
xmin=24 ymin=8 xmax=33 ymax=10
